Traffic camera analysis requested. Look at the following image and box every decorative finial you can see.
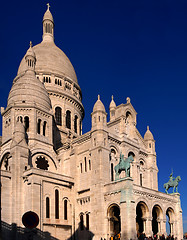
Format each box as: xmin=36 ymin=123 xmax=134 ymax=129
xmin=98 ymin=95 xmax=100 ymax=100
xmin=29 ymin=41 xmax=32 ymax=48
xmin=147 ymin=126 xmax=149 ymax=130
xmin=47 ymin=3 xmax=50 ymax=10
xmin=112 ymin=95 xmax=114 ymax=100
xmin=126 ymin=97 xmax=130 ymax=103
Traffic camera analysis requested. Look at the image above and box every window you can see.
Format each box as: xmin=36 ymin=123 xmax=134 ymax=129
xmin=55 ymin=107 xmax=62 ymax=126
xmin=46 ymin=197 xmax=50 ymax=218
xmin=24 ymin=116 xmax=29 ymax=132
xmin=64 ymin=199 xmax=68 ymax=220
xmin=85 ymin=157 xmax=87 ymax=172
xmin=89 ymin=160 xmax=91 ymax=171
xmin=149 ymin=143 xmax=151 ymax=148
xmin=140 ymin=173 xmax=143 ymax=186
xmin=35 ymin=156 xmax=49 ymax=170
xmin=37 ymin=119 xmax=41 ymax=134
xmin=55 ymin=190 xmax=59 ymax=219
xmin=86 ymin=213 xmax=89 ymax=230
xmin=43 ymin=121 xmax=47 ymax=136
xmin=80 ymin=163 xmax=83 ymax=173
xmin=111 ymin=163 xmax=114 ymax=181
xmin=80 ymin=214 xmax=84 ymax=231
xmin=74 ymin=115 xmax=78 ymax=133
xmin=66 ymin=110 xmax=71 ymax=129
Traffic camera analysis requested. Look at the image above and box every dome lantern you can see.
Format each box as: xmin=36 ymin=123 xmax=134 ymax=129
xmin=25 ymin=41 xmax=36 ymax=73
xmin=43 ymin=3 xmax=54 ymax=42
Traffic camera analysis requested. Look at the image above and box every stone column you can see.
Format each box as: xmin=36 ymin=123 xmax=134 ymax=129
xmin=160 ymin=218 xmax=167 ymax=236
xmin=120 ymin=178 xmax=137 ymax=240
xmin=145 ymin=217 xmax=153 ymax=237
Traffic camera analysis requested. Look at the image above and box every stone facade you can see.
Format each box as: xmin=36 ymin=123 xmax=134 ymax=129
xmin=0 ymin=5 xmax=183 ymax=240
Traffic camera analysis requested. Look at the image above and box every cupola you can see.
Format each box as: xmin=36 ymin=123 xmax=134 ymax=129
xmin=109 ymin=95 xmax=116 ymax=121
xmin=144 ymin=126 xmax=155 ymax=152
xmin=92 ymin=95 xmax=107 ymax=130
xmin=43 ymin=3 xmax=54 ymax=42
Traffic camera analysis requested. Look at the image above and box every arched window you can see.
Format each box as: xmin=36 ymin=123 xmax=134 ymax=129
xmin=17 ymin=116 xmax=23 ymax=123
xmin=46 ymin=197 xmax=50 ymax=218
xmin=45 ymin=23 xmax=47 ymax=33
xmin=55 ymin=189 xmax=59 ymax=219
xmin=80 ymin=214 xmax=84 ymax=231
xmin=111 ymin=163 xmax=114 ymax=181
xmin=79 ymin=120 xmax=82 ymax=135
xmin=66 ymin=110 xmax=71 ymax=129
xmin=86 ymin=213 xmax=89 ymax=230
xmin=140 ymin=173 xmax=143 ymax=186
xmin=37 ymin=119 xmax=41 ymax=134
xmin=85 ymin=157 xmax=87 ymax=172
xmin=64 ymin=199 xmax=68 ymax=220
xmin=24 ymin=116 xmax=29 ymax=132
xmin=43 ymin=121 xmax=47 ymax=136
xmin=74 ymin=115 xmax=78 ymax=133
xmin=55 ymin=79 xmax=57 ymax=84
xmin=80 ymin=163 xmax=83 ymax=173
xmin=55 ymin=107 xmax=62 ymax=126
xmin=89 ymin=160 xmax=91 ymax=171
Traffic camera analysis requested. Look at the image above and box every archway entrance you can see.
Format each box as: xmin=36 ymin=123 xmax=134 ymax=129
xmin=108 ymin=204 xmax=121 ymax=238
xmin=136 ymin=202 xmax=149 ymax=236
xmin=152 ymin=205 xmax=163 ymax=235
xmin=166 ymin=207 xmax=174 ymax=236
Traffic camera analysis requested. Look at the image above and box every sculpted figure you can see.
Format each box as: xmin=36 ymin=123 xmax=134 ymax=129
xmin=164 ymin=172 xmax=181 ymax=194
xmin=114 ymin=153 xmax=134 ymax=180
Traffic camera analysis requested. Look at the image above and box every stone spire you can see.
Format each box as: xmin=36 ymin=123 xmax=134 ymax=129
xmin=43 ymin=3 xmax=54 ymax=42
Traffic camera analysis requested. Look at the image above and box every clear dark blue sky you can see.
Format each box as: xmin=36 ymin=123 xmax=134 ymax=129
xmin=1 ymin=0 xmax=187 ymax=233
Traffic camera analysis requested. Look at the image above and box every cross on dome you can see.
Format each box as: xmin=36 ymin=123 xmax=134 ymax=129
xmin=47 ymin=3 xmax=50 ymax=10
xmin=30 ymin=41 xmax=32 ymax=48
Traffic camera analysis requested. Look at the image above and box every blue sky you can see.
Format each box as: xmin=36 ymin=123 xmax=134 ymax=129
xmin=1 ymin=0 xmax=187 ymax=233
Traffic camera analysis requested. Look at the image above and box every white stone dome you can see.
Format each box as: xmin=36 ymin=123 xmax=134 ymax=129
xmin=93 ymin=95 xmax=106 ymax=112
xmin=17 ymin=41 xmax=77 ymax=83
xmin=144 ymin=126 xmax=154 ymax=141
xmin=8 ymin=44 xmax=52 ymax=112
xmin=8 ymin=71 xmax=52 ymax=111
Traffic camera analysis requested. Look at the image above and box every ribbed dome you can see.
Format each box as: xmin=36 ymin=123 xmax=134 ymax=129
xmin=144 ymin=126 xmax=154 ymax=141
xmin=93 ymin=95 xmax=106 ymax=112
xmin=17 ymin=41 xmax=77 ymax=83
xmin=8 ymin=43 xmax=52 ymax=112
xmin=8 ymin=71 xmax=52 ymax=111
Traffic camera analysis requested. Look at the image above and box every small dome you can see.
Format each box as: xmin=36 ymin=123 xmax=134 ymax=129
xmin=43 ymin=4 xmax=53 ymax=22
xmin=109 ymin=95 xmax=116 ymax=109
xmin=26 ymin=41 xmax=36 ymax=59
xmin=8 ymin=47 xmax=52 ymax=112
xmin=144 ymin=126 xmax=154 ymax=141
xmin=93 ymin=95 xmax=106 ymax=112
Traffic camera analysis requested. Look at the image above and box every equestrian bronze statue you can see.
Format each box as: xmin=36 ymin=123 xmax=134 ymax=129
xmin=114 ymin=153 xmax=134 ymax=180
xmin=164 ymin=172 xmax=181 ymax=194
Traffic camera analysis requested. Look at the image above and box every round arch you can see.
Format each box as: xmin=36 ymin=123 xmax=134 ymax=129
xmin=136 ymin=201 xmax=149 ymax=236
xmin=107 ymin=203 xmax=121 ymax=238
xmin=152 ymin=204 xmax=163 ymax=235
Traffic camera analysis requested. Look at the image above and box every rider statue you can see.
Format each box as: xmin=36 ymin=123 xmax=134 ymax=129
xmin=169 ymin=171 xmax=174 ymax=184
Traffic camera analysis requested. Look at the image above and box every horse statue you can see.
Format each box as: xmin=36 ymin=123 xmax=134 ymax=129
xmin=164 ymin=174 xmax=181 ymax=194
xmin=114 ymin=153 xmax=134 ymax=180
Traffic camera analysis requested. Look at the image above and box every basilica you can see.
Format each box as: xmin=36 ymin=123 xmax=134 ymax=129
xmin=0 ymin=5 xmax=183 ymax=240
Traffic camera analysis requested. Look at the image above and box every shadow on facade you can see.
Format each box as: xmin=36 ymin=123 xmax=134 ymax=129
xmin=0 ymin=221 xmax=58 ymax=240
xmin=67 ymin=222 xmax=94 ymax=240
xmin=0 ymin=221 xmax=94 ymax=240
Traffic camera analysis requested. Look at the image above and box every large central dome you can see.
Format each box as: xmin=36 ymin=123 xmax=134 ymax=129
xmin=17 ymin=41 xmax=77 ymax=83
xmin=17 ymin=5 xmax=77 ymax=83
